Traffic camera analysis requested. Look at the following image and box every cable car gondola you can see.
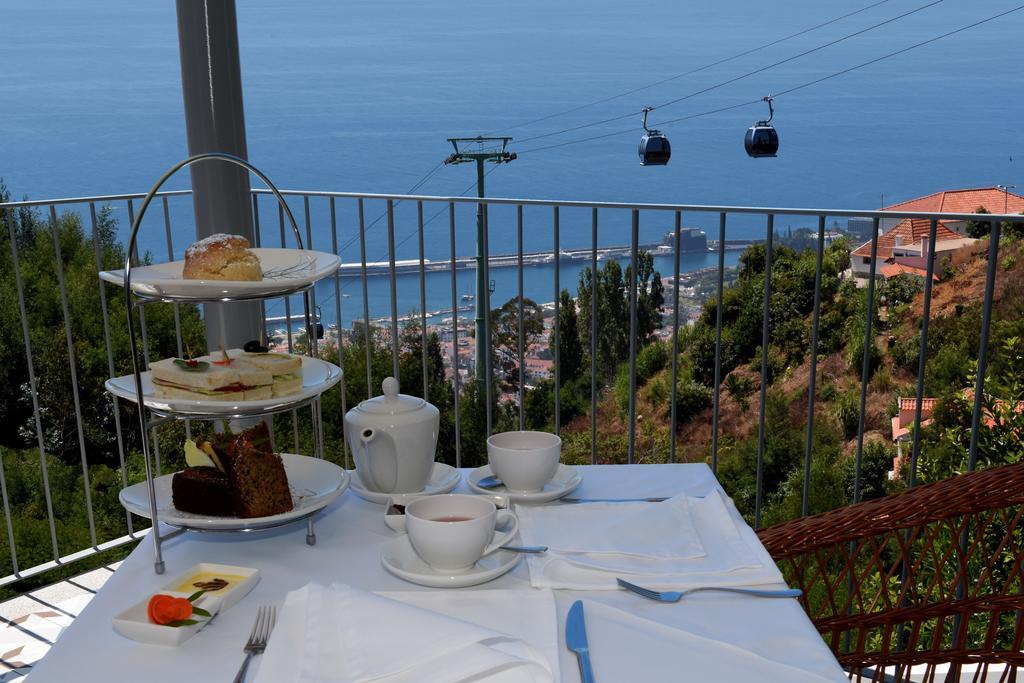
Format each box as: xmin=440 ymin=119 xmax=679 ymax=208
xmin=638 ymin=106 xmax=670 ymax=166
xmin=745 ymin=96 xmax=779 ymax=158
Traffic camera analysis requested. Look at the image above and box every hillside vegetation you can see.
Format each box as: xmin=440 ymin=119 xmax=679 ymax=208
xmin=560 ymin=232 xmax=1024 ymax=527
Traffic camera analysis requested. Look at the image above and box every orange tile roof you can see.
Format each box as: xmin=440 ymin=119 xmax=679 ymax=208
xmin=878 ymin=262 xmax=939 ymax=280
xmin=855 ymin=187 xmax=1024 ymax=260
xmin=852 ymin=218 xmax=962 ymax=259
xmin=899 ymin=397 xmax=937 ymax=412
xmin=881 ymin=187 xmax=1024 ymax=214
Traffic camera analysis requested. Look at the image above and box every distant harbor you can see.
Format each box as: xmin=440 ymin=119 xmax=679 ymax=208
xmin=337 ymin=229 xmax=759 ymax=277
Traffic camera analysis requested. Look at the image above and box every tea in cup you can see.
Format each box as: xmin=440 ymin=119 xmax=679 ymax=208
xmin=487 ymin=431 xmax=561 ymax=493
xmin=405 ymin=494 xmax=519 ymax=572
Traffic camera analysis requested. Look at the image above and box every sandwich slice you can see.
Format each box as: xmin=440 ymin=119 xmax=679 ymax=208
xmin=149 ymin=351 xmax=273 ymax=401
xmin=235 ymin=351 xmax=304 ymax=398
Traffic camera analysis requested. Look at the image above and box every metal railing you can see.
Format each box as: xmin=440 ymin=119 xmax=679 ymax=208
xmin=0 ymin=186 xmax=1016 ymax=588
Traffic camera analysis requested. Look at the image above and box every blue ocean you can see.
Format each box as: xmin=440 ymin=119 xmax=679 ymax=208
xmin=2 ymin=0 xmax=1021 ymax=327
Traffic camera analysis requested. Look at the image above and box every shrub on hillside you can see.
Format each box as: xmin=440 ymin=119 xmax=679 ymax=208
xmin=672 ymin=376 xmax=712 ymax=424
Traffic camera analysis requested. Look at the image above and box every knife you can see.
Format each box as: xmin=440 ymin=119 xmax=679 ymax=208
xmin=566 ymin=600 xmax=596 ymax=683
xmin=561 ymin=496 xmax=669 ymax=504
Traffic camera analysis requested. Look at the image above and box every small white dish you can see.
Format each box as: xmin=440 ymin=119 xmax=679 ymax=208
xmin=467 ymin=464 xmax=582 ymax=503
xmin=112 ymin=563 xmax=259 ymax=646
xmin=100 ymin=247 xmax=341 ymax=300
xmin=351 ymin=462 xmax=459 ymax=505
xmin=381 ymin=534 xmax=521 ymax=588
xmin=112 ymin=590 xmax=220 ymax=647
xmin=385 ymin=493 xmax=510 ymax=533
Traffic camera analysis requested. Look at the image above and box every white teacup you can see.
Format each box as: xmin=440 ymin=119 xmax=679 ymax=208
xmin=405 ymin=495 xmax=519 ymax=573
xmin=487 ymin=431 xmax=561 ymax=493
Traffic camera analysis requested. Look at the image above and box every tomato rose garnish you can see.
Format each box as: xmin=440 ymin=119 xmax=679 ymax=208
xmin=147 ymin=594 xmax=193 ymax=625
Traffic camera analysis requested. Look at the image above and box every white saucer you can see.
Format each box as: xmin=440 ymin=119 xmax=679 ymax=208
xmin=350 ymin=462 xmax=459 ymax=504
xmin=381 ymin=534 xmax=521 ymax=588
xmin=467 ymin=464 xmax=582 ymax=503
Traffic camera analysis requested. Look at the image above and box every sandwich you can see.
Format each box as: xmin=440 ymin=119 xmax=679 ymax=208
xmin=150 ymin=351 xmax=273 ymax=401
xmin=235 ymin=350 xmax=303 ymax=397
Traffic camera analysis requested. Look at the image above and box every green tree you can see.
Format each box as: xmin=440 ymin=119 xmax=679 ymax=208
xmin=489 ymin=296 xmax=543 ymax=394
xmin=576 ymin=253 xmax=663 ymax=380
xmin=966 ymin=206 xmax=992 ymax=238
xmin=553 ymin=289 xmax=583 ymax=383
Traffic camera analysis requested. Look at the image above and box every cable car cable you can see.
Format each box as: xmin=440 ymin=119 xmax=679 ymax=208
xmin=491 ymin=0 xmax=894 ymax=134
xmin=516 ymin=3 xmax=1024 ymax=156
xmin=514 ymin=0 xmax=943 ymax=146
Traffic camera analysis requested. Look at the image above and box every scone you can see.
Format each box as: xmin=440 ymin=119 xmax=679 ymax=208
xmin=182 ymin=233 xmax=262 ymax=281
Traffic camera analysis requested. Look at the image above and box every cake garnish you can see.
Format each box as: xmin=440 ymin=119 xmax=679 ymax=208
xmin=147 ymin=592 xmax=211 ymax=627
xmin=173 ymin=358 xmax=209 ymax=372
xmin=192 ymin=577 xmax=229 ymax=591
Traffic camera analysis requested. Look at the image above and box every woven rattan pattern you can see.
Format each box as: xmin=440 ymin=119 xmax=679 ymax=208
xmin=758 ymin=462 xmax=1024 ymax=682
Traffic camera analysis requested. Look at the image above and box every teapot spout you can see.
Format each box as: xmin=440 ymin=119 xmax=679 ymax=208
xmin=354 ymin=427 xmax=398 ymax=493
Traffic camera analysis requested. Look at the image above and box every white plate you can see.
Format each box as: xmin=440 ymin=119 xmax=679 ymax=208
xmin=350 ymin=462 xmax=459 ymax=504
xmin=100 ymin=248 xmax=341 ymax=300
xmin=467 ymin=464 xmax=582 ymax=503
xmin=381 ymin=534 xmax=521 ymax=588
xmin=119 ymin=453 xmax=349 ymax=530
xmin=105 ymin=355 xmax=341 ymax=417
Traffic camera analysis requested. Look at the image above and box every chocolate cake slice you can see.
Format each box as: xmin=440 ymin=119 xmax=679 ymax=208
xmin=171 ymin=467 xmax=234 ymax=516
xmin=225 ymin=423 xmax=293 ymax=518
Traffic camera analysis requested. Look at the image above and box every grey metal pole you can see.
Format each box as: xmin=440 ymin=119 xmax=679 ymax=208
xmin=175 ymin=0 xmax=260 ymax=349
xmin=475 ymin=159 xmax=487 ymax=388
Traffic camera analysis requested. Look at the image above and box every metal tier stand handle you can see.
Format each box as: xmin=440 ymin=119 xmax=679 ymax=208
xmin=122 ymin=152 xmax=320 ymax=574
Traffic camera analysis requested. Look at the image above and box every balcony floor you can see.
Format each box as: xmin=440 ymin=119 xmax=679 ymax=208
xmin=0 ymin=563 xmax=117 ymax=681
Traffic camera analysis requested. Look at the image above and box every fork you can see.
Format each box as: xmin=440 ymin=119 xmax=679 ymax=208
xmin=616 ymin=577 xmax=802 ymax=602
xmin=233 ymin=605 xmax=277 ymax=683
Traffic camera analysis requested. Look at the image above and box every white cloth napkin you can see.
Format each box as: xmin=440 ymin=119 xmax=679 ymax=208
xmin=518 ymin=490 xmax=783 ymax=589
xmin=579 ymin=600 xmax=845 ymax=682
xmin=517 ymin=494 xmax=705 ymax=558
xmin=253 ymin=583 xmax=558 ymax=683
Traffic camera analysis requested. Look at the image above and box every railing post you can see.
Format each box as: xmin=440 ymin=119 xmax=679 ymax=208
xmin=553 ymin=206 xmax=561 ymax=436
xmin=802 ymin=215 xmax=826 ymax=517
xmin=754 ymin=215 xmax=774 ymax=528
xmin=418 ymin=202 xmax=429 ymax=400
xmin=387 ymin=200 xmax=400 ymax=380
xmin=449 ymin=203 xmax=462 ymax=467
xmin=517 ymin=206 xmax=525 ymax=430
xmin=711 ymin=213 xmax=726 ymax=473
xmin=669 ymin=212 xmax=682 ymax=463
xmin=328 ymin=197 xmax=350 ymax=469
xmin=853 ymin=217 xmax=882 ymax=504
xmin=908 ymin=219 xmax=939 ymax=486
xmin=590 ymin=209 xmax=598 ymax=465
xmin=627 ymin=210 xmax=639 ymax=464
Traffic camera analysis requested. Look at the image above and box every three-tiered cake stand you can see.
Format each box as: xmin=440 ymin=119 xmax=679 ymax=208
xmin=102 ymin=152 xmax=347 ymax=575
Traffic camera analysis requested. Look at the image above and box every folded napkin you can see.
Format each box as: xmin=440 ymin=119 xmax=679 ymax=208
xmin=253 ymin=583 xmax=558 ymax=683
xmin=518 ymin=490 xmax=783 ymax=590
xmin=578 ymin=600 xmax=845 ymax=682
xmin=518 ymin=493 xmax=705 ymax=558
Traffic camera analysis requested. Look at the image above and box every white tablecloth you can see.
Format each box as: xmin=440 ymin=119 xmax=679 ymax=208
xmin=28 ymin=464 xmax=846 ymax=682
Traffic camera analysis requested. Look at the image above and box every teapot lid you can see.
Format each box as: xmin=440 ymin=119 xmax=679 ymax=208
xmin=355 ymin=377 xmax=426 ymax=415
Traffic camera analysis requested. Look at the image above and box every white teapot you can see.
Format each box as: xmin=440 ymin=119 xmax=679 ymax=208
xmin=345 ymin=377 xmax=439 ymax=493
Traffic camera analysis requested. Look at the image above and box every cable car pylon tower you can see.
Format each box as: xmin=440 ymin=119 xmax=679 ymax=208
xmin=443 ymin=136 xmax=516 ymax=387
